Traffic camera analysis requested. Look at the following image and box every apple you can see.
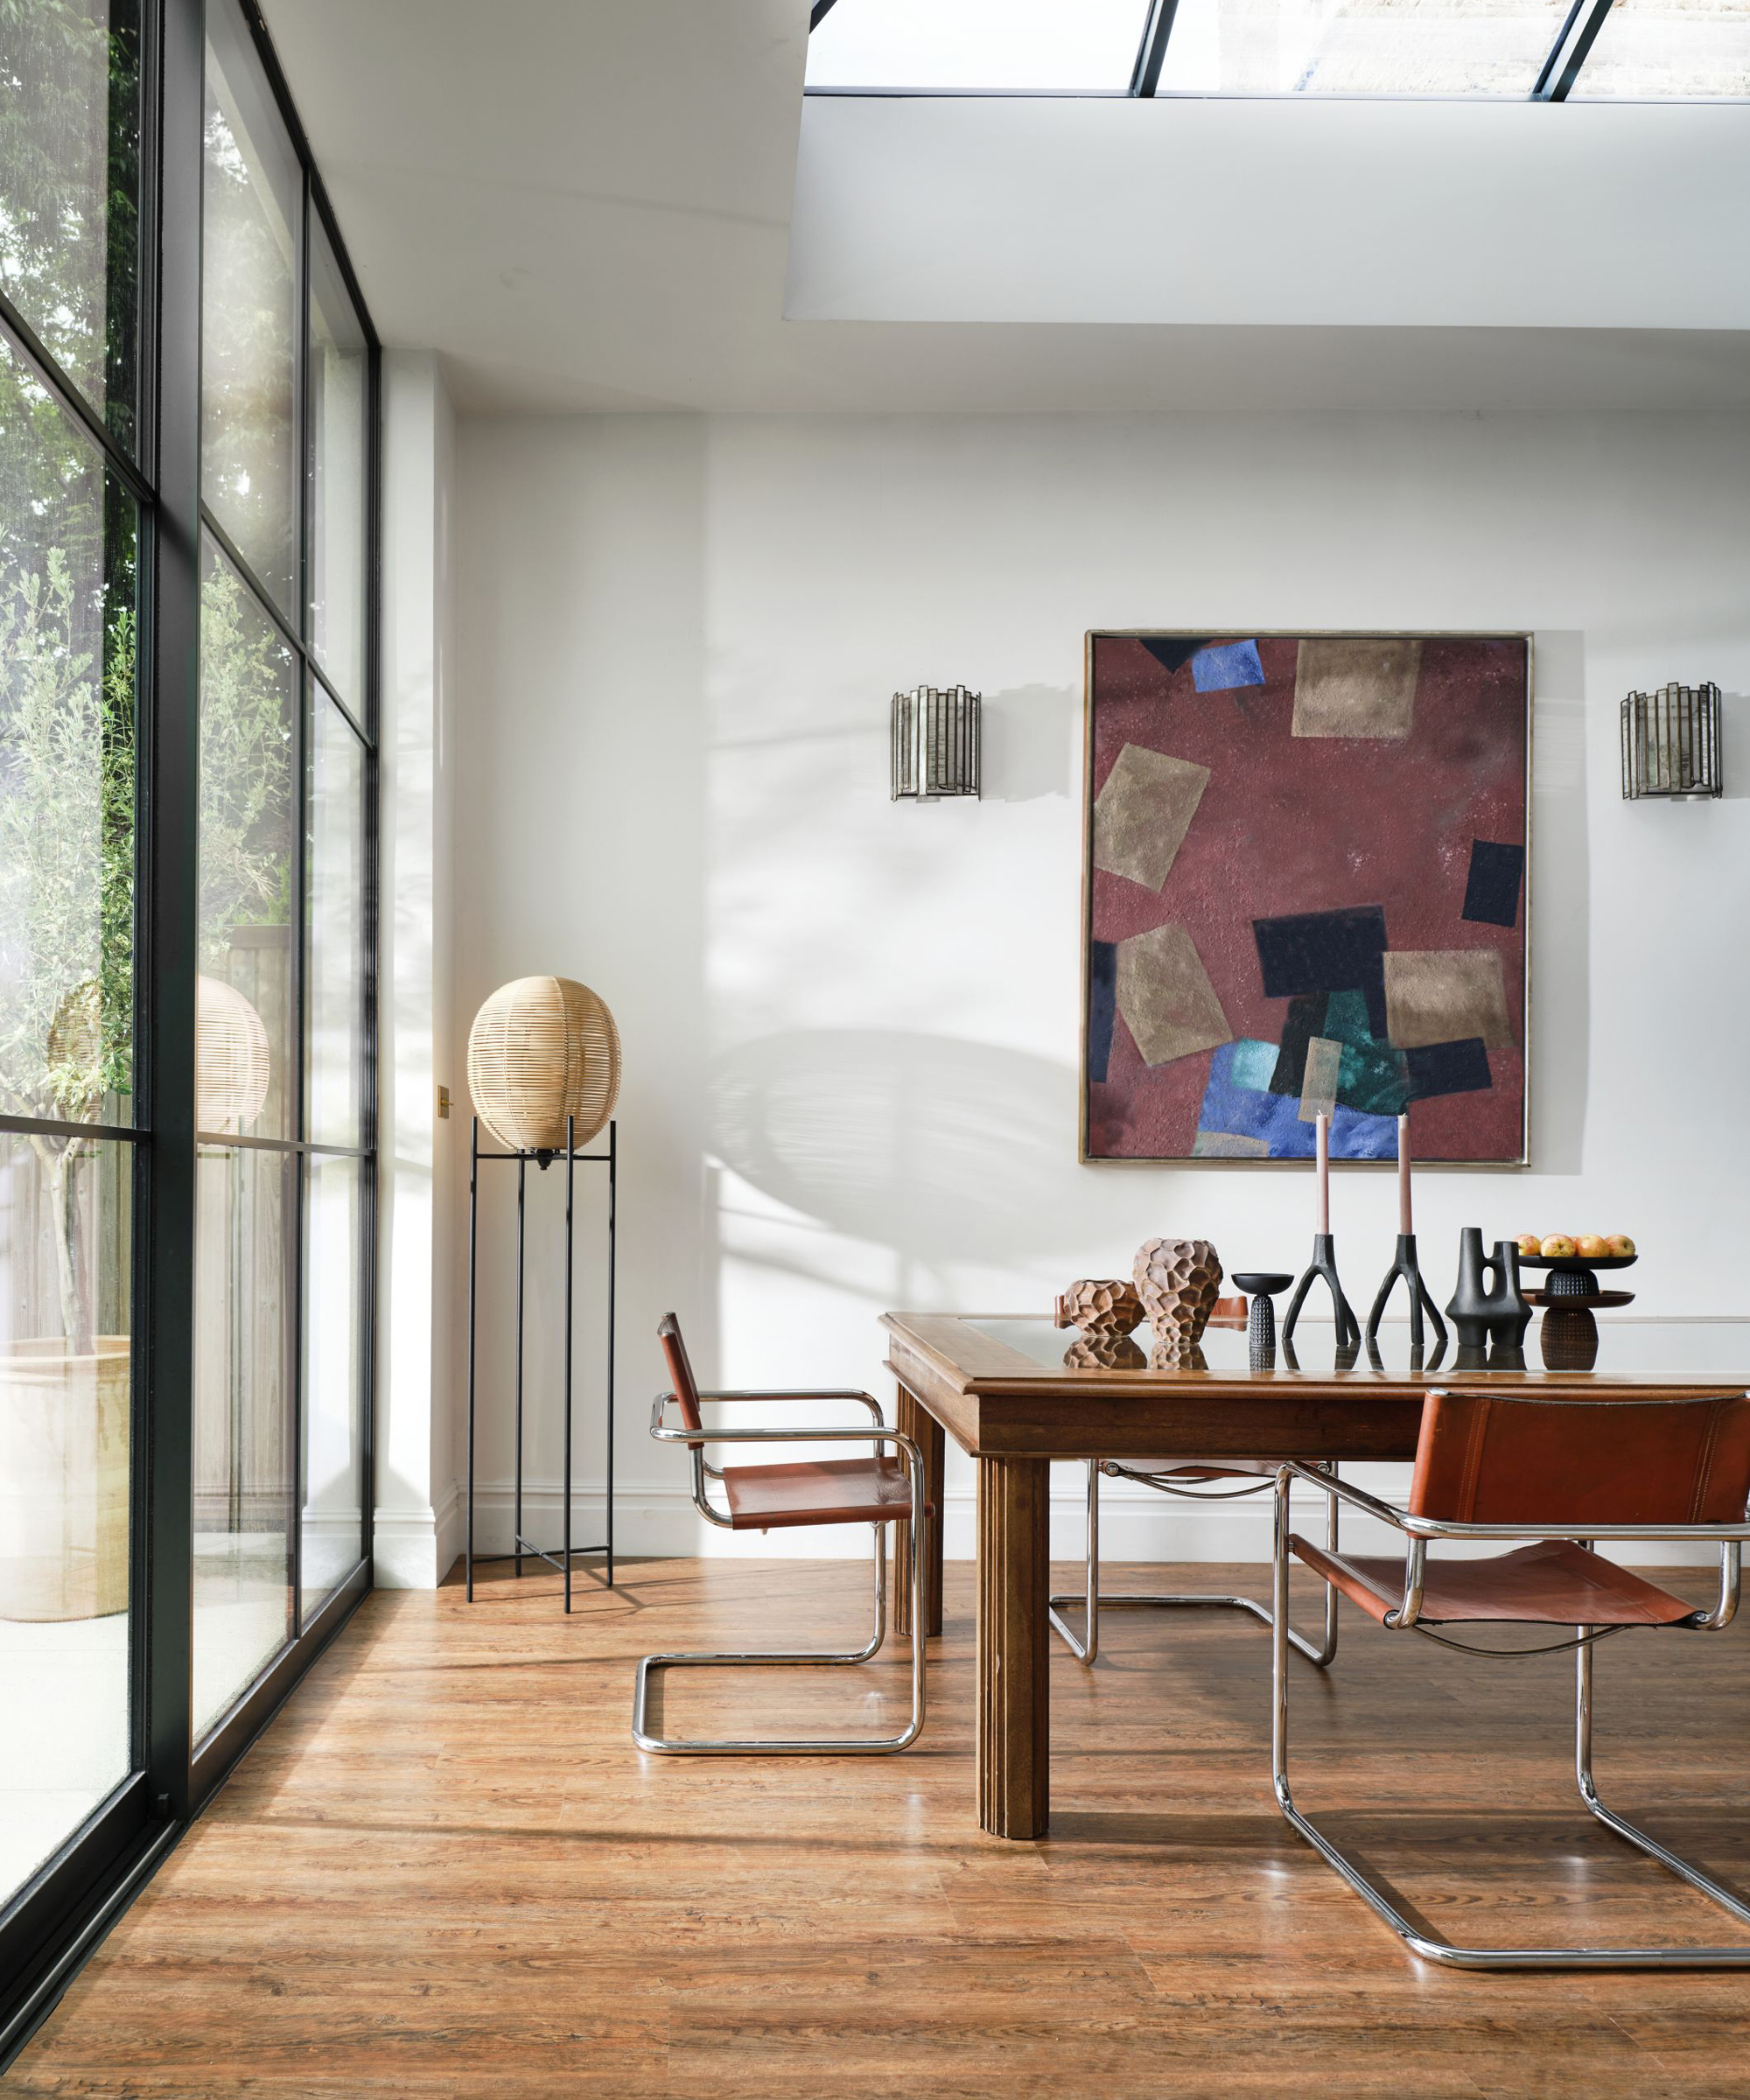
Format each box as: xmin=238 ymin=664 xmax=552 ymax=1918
xmin=1574 ymin=1234 xmax=1608 ymax=1260
xmin=1516 ymin=1233 xmax=1542 ymax=1258
xmin=1605 ymin=1234 xmax=1636 ymax=1258
xmin=1539 ymin=1235 xmax=1577 ymax=1259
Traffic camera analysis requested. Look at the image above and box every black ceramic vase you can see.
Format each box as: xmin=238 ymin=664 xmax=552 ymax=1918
xmin=1445 ymin=1228 xmax=1531 ymax=1357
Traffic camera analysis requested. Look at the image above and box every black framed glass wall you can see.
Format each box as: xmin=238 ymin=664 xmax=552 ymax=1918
xmin=192 ymin=0 xmax=375 ymax=1751
xmin=0 ymin=0 xmax=377 ymax=2053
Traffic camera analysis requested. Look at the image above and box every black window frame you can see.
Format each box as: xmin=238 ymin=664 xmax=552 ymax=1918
xmin=0 ymin=0 xmax=380 ymax=2061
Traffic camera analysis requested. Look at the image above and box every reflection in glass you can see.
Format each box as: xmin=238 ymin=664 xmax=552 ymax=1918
xmin=0 ymin=0 xmax=140 ymax=446
xmin=307 ymin=688 xmax=364 ymax=1149
xmin=0 ymin=327 xmax=137 ymax=1129
xmin=301 ymin=1154 xmax=363 ymax=1618
xmin=308 ymin=220 xmax=368 ymax=708
xmin=199 ymin=534 xmax=294 ymax=1142
xmin=1156 ymin=0 xmax=1572 ymax=96
xmin=192 ymin=1140 xmax=292 ymax=1740
xmin=806 ymin=0 xmax=1152 ymax=88
xmin=202 ymin=0 xmax=300 ymax=615
xmin=0 ymin=1133 xmax=131 ymax=1903
xmin=1573 ymin=0 xmax=1750 ymax=99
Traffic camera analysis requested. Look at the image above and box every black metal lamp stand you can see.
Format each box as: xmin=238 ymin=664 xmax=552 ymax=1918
xmin=465 ymin=1113 xmax=617 ymax=1611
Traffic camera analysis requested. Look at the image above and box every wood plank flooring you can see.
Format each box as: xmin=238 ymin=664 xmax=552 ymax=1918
xmin=9 ymin=1556 xmax=1750 ymax=2098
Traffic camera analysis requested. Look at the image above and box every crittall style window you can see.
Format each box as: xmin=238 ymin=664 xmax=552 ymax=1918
xmin=804 ymin=0 xmax=1750 ymax=101
xmin=0 ymin=0 xmax=377 ymax=2054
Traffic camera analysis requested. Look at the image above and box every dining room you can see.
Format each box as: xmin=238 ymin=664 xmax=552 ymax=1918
xmin=4 ymin=0 xmax=1750 ymax=2093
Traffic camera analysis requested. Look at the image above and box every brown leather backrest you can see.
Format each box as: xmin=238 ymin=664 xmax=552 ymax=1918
xmin=658 ymin=1312 xmax=704 ymax=1437
xmin=1409 ymin=1389 xmax=1750 ymax=1527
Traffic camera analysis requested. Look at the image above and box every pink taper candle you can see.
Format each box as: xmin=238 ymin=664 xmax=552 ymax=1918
xmin=1397 ymin=1114 xmax=1412 ymax=1235
xmin=1315 ymin=1112 xmax=1330 ymax=1234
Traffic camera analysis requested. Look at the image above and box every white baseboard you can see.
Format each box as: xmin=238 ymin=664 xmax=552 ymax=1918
xmin=374 ymin=1480 xmax=464 ymax=1588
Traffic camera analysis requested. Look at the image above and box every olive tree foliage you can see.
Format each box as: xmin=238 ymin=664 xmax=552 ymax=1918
xmin=0 ymin=0 xmax=290 ymax=1347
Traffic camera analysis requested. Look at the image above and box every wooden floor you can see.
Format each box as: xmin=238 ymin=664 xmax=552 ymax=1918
xmin=9 ymin=1556 xmax=1750 ymax=2098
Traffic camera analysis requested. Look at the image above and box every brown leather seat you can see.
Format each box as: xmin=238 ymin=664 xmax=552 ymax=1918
xmin=720 ymin=1456 xmax=929 ymax=1530
xmin=1292 ymin=1536 xmax=1702 ymax=1628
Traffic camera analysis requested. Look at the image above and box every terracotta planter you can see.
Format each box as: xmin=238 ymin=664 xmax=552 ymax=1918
xmin=0 ymin=1337 xmax=130 ymax=1621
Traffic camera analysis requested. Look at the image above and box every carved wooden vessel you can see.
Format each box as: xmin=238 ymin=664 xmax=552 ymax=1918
xmin=1133 ymin=1237 xmax=1223 ymax=1359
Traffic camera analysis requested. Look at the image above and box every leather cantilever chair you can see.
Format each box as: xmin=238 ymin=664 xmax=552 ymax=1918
xmin=1048 ymin=1456 xmax=1340 ymax=1670
xmin=633 ymin=1313 xmax=928 ymax=1755
xmin=1271 ymin=1386 xmax=1750 ymax=1968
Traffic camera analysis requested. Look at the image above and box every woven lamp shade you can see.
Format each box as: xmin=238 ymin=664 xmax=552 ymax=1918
xmin=467 ymin=976 xmax=621 ymax=1153
xmin=195 ymin=974 xmax=271 ymax=1132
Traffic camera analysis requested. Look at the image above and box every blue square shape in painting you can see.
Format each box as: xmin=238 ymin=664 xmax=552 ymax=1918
xmin=1198 ymin=1044 xmax=1400 ymax=1159
xmin=1191 ymin=640 xmax=1265 ymax=693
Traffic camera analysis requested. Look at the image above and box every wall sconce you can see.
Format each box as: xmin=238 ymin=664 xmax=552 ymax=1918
xmin=892 ymin=684 xmax=981 ymax=802
xmin=1621 ymin=682 xmax=1723 ymax=802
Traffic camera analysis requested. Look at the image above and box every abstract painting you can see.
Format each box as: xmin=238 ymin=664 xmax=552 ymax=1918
xmin=1082 ymin=633 xmax=1530 ymax=1165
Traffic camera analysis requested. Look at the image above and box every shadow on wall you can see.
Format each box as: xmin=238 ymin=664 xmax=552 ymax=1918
xmin=712 ymin=1028 xmax=1106 ymax=1264
xmin=979 ymin=682 xmax=1076 ymax=803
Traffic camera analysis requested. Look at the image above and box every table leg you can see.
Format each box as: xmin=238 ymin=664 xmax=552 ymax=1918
xmin=976 ymin=1452 xmax=1050 ymax=1840
xmin=894 ymin=1383 xmax=945 ymax=1638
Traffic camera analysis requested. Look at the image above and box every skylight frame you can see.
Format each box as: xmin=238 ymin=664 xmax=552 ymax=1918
xmin=804 ymin=0 xmax=1749 ymax=106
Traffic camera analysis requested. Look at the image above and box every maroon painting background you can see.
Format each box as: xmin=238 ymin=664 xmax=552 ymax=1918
xmin=1084 ymin=634 xmax=1529 ymax=1162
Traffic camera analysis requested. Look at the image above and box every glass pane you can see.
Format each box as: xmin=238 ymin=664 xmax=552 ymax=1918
xmin=0 ymin=326 xmax=137 ymax=1130
xmin=1573 ymin=0 xmax=1750 ymax=98
xmin=199 ymin=536 xmax=296 ymax=1144
xmin=307 ymin=686 xmax=363 ymax=1149
xmin=192 ymin=1140 xmax=292 ymax=1740
xmin=308 ymin=219 xmax=368 ymax=709
xmin=0 ymin=0 xmax=140 ymax=448
xmin=806 ymin=0 xmax=1152 ymax=88
xmin=300 ymin=1153 xmax=361 ymax=1620
xmin=1157 ymin=0 xmax=1574 ymax=94
xmin=0 ymin=1132 xmax=131 ymax=1903
xmin=202 ymin=0 xmax=300 ymax=618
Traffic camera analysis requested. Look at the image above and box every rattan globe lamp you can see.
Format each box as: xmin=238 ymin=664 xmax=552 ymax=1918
xmin=466 ymin=976 xmax=621 ymax=1157
xmin=195 ymin=974 xmax=271 ymax=1133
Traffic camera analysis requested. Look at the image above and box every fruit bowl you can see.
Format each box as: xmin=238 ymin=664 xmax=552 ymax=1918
xmin=1516 ymin=1252 xmax=1637 ymax=1275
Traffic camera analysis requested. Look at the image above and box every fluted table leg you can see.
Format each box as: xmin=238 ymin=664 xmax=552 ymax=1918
xmin=976 ymin=1453 xmax=1050 ymax=1840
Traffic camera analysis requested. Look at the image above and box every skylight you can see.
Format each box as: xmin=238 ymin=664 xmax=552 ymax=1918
xmin=803 ymin=0 xmax=1750 ymax=102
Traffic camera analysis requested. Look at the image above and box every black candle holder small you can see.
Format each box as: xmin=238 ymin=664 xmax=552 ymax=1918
xmin=1365 ymin=1233 xmax=1448 ymax=1351
xmin=1282 ymin=1234 xmax=1360 ymax=1349
xmin=1232 ymin=1270 xmax=1294 ymax=1369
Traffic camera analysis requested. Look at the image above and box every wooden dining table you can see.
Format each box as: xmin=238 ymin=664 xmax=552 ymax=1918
xmin=879 ymin=1309 xmax=1750 ymax=1841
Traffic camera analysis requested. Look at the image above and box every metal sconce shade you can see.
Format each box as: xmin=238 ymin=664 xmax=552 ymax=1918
xmin=1621 ymin=682 xmax=1723 ymax=801
xmin=892 ymin=684 xmax=981 ymax=801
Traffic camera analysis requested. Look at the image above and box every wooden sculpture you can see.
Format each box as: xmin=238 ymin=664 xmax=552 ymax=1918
xmin=1133 ymin=1237 xmax=1223 ymax=1362
xmin=1053 ymin=1278 xmax=1144 ymax=1338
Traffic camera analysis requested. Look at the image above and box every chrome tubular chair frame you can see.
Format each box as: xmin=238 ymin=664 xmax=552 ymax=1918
xmin=1270 ymin=1460 xmax=1750 ymax=1969
xmin=1047 ymin=1459 xmax=1339 ymax=1669
xmin=633 ymin=1391 xmax=927 ymax=1756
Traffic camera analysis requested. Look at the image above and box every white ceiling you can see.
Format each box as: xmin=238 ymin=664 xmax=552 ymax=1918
xmin=260 ymin=0 xmax=1750 ymax=413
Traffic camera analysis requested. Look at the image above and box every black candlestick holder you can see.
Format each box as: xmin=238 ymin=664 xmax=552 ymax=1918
xmin=1365 ymin=1233 xmax=1448 ymax=1351
xmin=1282 ymin=1234 xmax=1360 ymax=1349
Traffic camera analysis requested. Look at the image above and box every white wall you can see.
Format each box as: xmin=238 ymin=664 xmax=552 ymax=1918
xmin=788 ymin=95 xmax=1750 ymax=330
xmin=449 ymin=409 xmax=1750 ymax=1569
